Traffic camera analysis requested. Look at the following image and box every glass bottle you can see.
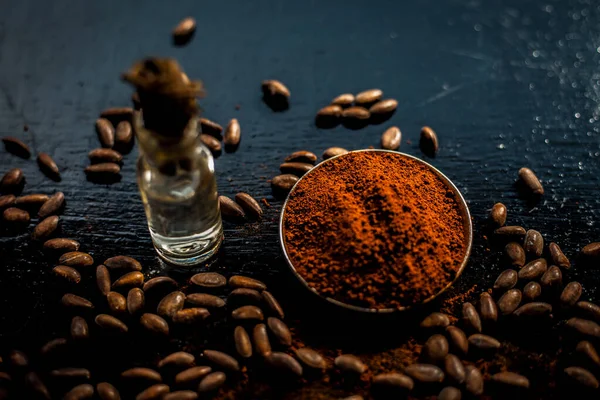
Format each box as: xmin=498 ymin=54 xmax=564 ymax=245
xmin=135 ymin=112 xmax=223 ymax=266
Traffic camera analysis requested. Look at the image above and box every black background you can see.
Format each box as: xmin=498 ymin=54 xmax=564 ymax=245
xmin=1 ymin=0 xmax=599 ymax=398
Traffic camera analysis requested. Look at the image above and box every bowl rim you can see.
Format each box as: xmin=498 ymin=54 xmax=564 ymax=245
xmin=278 ymin=149 xmax=473 ymax=314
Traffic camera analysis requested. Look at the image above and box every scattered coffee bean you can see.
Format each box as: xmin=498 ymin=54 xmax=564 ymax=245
xmin=234 ymin=193 xmax=262 ymax=219
xmin=114 ymin=121 xmax=133 ymax=153
xmin=342 ymin=106 xmax=370 ymax=122
xmin=112 ymin=271 xmax=144 ymax=289
xmin=53 ymin=265 xmax=81 ymax=284
xmin=576 ymin=341 xmax=600 ymax=367
xmin=581 ymin=242 xmax=600 ymax=259
xmin=127 ymin=288 xmax=145 ymax=315
xmin=253 ymin=324 xmax=272 ymax=357
xmin=95 ymin=265 xmax=111 ymax=296
xmin=322 ymin=147 xmax=349 ymax=160
xmin=40 ymin=337 xmax=68 ymax=356
xmin=175 ymin=366 xmax=212 ymax=385
xmin=497 ymin=289 xmax=522 ymax=315
xmin=96 ymin=118 xmax=115 ymax=148
xmin=44 ymin=238 xmax=80 ymax=254
xmin=97 ymin=382 xmax=120 ymax=400
xmin=549 ymin=242 xmax=571 ymax=269
xmin=504 ymin=242 xmax=526 ymax=267
xmin=121 ymin=368 xmax=162 ymax=382
xmin=444 ymin=354 xmax=466 ymax=384
xmin=38 ymin=191 xmax=65 ymax=218
xmin=3 ymin=207 xmax=29 ymax=223
xmin=136 ymin=384 xmax=170 ymax=400
xmin=107 ymin=291 xmax=127 ymax=314
xmin=518 ymin=258 xmax=548 ymax=280
xmin=62 ymin=293 xmax=94 ymax=309
xmin=262 ymin=291 xmax=284 ymax=319
xmin=104 ymin=255 xmax=142 ymax=271
xmin=468 ymin=334 xmax=501 ymax=350
xmin=480 ymin=292 xmax=498 ymax=323
xmin=140 ymin=313 xmax=170 ymax=336
xmin=524 ymin=229 xmax=544 ymax=258
xmin=445 ymin=326 xmax=468 ymax=355
xmin=158 ymin=352 xmax=195 ymax=369
xmin=71 ymin=316 xmax=89 ymax=340
xmin=24 ymin=372 xmax=50 ymax=400
xmin=423 ymin=334 xmax=449 ymax=363
xmin=197 ymin=371 xmax=226 ymax=392
xmin=421 ymin=312 xmax=451 ymax=329
xmin=513 ymin=302 xmax=552 ymax=317
xmin=64 ymin=384 xmax=94 ymax=400
xmin=563 ymin=366 xmax=599 ymax=389
xmin=144 ymin=276 xmax=178 ymax=293
xmin=163 ymin=391 xmax=198 ymax=400
xmin=200 ymin=134 xmax=221 ymax=154
xmin=16 ymin=193 xmax=49 ymax=209
xmin=420 ymin=126 xmax=439 ymax=157
xmin=219 ymin=195 xmax=245 ymax=220
xmin=223 ymin=119 xmax=241 ymax=149
xmin=190 ymin=272 xmax=226 ymax=288
xmin=85 ymin=162 xmax=121 ymax=177
xmin=294 ymin=348 xmax=327 ymax=370
xmin=186 ymin=293 xmax=225 ymax=308
xmin=540 ymin=266 xmax=562 ymax=289
xmin=229 ymin=275 xmax=266 ymax=291
xmin=316 ymin=105 xmax=342 ymax=126
xmin=262 ymin=80 xmax=291 ymax=104
xmin=285 ymin=150 xmax=317 ymax=164
xmin=234 ymin=326 xmax=253 ymax=358
xmin=355 ymin=89 xmax=383 ymax=105
xmin=199 ymin=118 xmax=223 ymax=137
xmin=381 ymin=126 xmax=401 ymax=150
xmin=172 ymin=17 xmax=196 ymax=46
xmin=489 ymin=203 xmax=507 ymax=227
xmin=523 ymin=281 xmax=542 ymax=301
xmin=0 ymin=194 xmax=16 ymax=209
xmin=88 ymin=148 xmax=123 ymax=164
xmin=493 ymin=270 xmax=518 ymax=292
xmin=0 ymin=168 xmax=24 ymax=194
xmin=438 ymin=386 xmax=461 ymax=400
xmin=9 ymin=350 xmax=29 ymax=367
xmin=404 ymin=364 xmax=445 ymax=383
xmin=372 ymin=372 xmax=414 ymax=394
xmin=32 ymin=215 xmax=59 ymax=241
xmin=462 ymin=303 xmax=482 ymax=333
xmin=491 ymin=372 xmax=530 ymax=389
xmin=100 ymin=107 xmax=134 ymax=122
xmin=331 ymin=93 xmax=355 ymax=107
xmin=566 ymin=318 xmax=600 ymax=338
xmin=268 ymin=317 xmax=292 ymax=346
xmin=157 ymin=291 xmax=186 ymax=319
xmin=494 ymin=225 xmax=526 ymax=239
xmin=37 ymin=153 xmax=60 ymax=180
xmin=50 ymin=367 xmax=91 ymax=379
xmin=173 ymin=308 xmax=210 ymax=324
xmin=464 ymin=365 xmax=484 ymax=395
xmin=232 ymin=305 xmax=264 ymax=321
xmin=203 ymin=350 xmax=239 ymax=372
xmin=335 ymin=355 xmax=367 ymax=375
xmin=369 ymin=99 xmax=398 ymax=115
xmin=575 ymin=301 xmax=600 ymax=322
xmin=2 ymin=137 xmax=31 ymax=158
xmin=271 ymin=174 xmax=299 ymax=194
xmin=518 ymin=167 xmax=544 ymax=196
xmin=279 ymin=162 xmax=313 ymax=177
xmin=59 ymin=252 xmax=93 ymax=268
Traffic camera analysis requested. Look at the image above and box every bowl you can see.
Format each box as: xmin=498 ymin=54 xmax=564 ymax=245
xmin=279 ymin=149 xmax=473 ymax=314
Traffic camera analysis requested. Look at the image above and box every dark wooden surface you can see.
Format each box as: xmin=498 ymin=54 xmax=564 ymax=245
xmin=1 ymin=0 xmax=600 ymax=398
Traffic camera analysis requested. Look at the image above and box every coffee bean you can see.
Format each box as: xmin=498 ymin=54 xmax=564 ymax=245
xmin=493 ymin=270 xmax=518 ymax=292
xmin=271 ymin=174 xmax=299 ymax=195
xmin=331 ymin=93 xmax=355 ymax=107
xmin=229 ymin=275 xmax=266 ymax=291
xmin=175 ymin=366 xmax=212 ymax=385
xmin=15 ymin=194 xmax=49 ymax=209
xmin=232 ymin=305 xmax=264 ymax=321
xmin=200 ymin=134 xmax=221 ymax=154
xmin=322 ymin=147 xmax=349 ymax=160
xmin=369 ymin=99 xmax=398 ymax=115
xmin=462 ymin=303 xmax=482 ymax=333
xmin=421 ymin=312 xmax=451 ymax=329
xmin=523 ymin=229 xmax=544 ymax=258
xmin=112 ymin=120 xmax=133 ymax=150
xmin=468 ymin=334 xmax=501 ymax=350
xmin=140 ymin=313 xmax=169 ymax=336
xmin=40 ymin=337 xmax=68 ymax=356
xmin=540 ymin=266 xmax=562 ymax=289
xmin=262 ymin=80 xmax=291 ymax=103
xmin=381 ymin=126 xmax=401 ymax=150
xmin=113 ymin=271 xmax=144 ymax=289
xmin=0 ymin=168 xmax=24 ymax=194
xmin=2 ymin=137 xmax=31 ymax=158
xmin=340 ymin=396 xmax=363 ymax=400
xmin=495 ymin=225 xmax=526 ymax=239
xmin=234 ymin=193 xmax=262 ymax=219
xmin=266 ymin=352 xmax=303 ymax=376
xmin=576 ymin=341 xmax=600 ymax=367
xmin=444 ymin=354 xmax=466 ymax=384
xmin=62 ymin=293 xmax=94 ymax=309
xmin=423 ymin=334 xmax=449 ymax=363
xmin=136 ymin=384 xmax=170 ymax=400
xmin=158 ymin=352 xmax=195 ymax=369
xmin=85 ymin=162 xmax=121 ymax=177
xmin=575 ymin=301 xmax=600 ymax=322
xmin=53 ymin=265 xmax=81 ymax=284
xmin=44 ymin=238 xmax=80 ymax=254
xmin=219 ymin=195 xmax=245 ymax=220
xmin=223 ymin=119 xmax=241 ymax=149
xmin=566 ymin=318 xmax=600 ymax=338
xmin=71 ymin=316 xmax=89 ymax=340
xmin=268 ymin=317 xmax=292 ymax=346
xmin=32 ymin=215 xmax=59 ymax=240
xmin=3 ymin=207 xmax=29 ymax=223
xmin=491 ymin=372 xmax=530 ymax=389
xmin=50 ymin=367 xmax=91 ymax=379
xmin=279 ymin=162 xmax=313 ymax=177
xmin=9 ymin=350 xmax=29 ymax=367
xmin=284 ymin=150 xmax=318 ymax=165
xmin=464 ymin=365 xmax=484 ymax=395
xmin=199 ymin=118 xmax=223 ymax=137
xmin=262 ymin=291 xmax=284 ymax=319
xmin=104 ymin=255 xmax=142 ymax=271
xmin=581 ymin=242 xmax=600 ymax=259
xmin=95 ymin=265 xmax=111 ymax=296
xmin=107 ymin=291 xmax=127 ymax=314
xmin=372 ymin=372 xmax=414 ymax=392
xmin=420 ymin=126 xmax=439 ymax=157
xmin=518 ymin=259 xmax=548 ymax=280
xmin=355 ymin=89 xmax=383 ymax=105
xmin=163 ymin=391 xmax=198 ymax=400
xmin=157 ymin=291 xmax=186 ymax=319
xmin=190 ymin=272 xmax=226 ymax=288
xmin=518 ymin=167 xmax=544 ymax=196
xmin=295 ymin=348 xmax=327 ymax=370
xmin=489 ymin=203 xmax=507 ymax=227
xmin=100 ymin=107 xmax=134 ymax=122
xmin=96 ymin=382 xmax=120 ymax=400
xmin=523 ymin=281 xmax=542 ymax=301
xmin=197 ymin=371 xmax=226 ymax=392
xmin=438 ymin=386 xmax=461 ymax=400
xmin=96 ymin=118 xmax=115 ymax=148
xmin=497 ymin=289 xmax=522 ymax=315
xmin=88 ymin=148 xmax=123 ymax=164
xmin=502 ymin=242 xmax=525 ymax=268
xmin=121 ymin=368 xmax=162 ymax=382
xmin=172 ymin=17 xmax=196 ymax=45
xmin=24 ymin=372 xmax=50 ymax=400
xmin=64 ymin=384 xmax=94 ymax=400
xmin=0 ymin=194 xmax=16 ymax=210
xmin=252 ymin=323 xmax=272 ymax=357
xmin=144 ymin=276 xmax=178 ymax=293
xmin=234 ymin=326 xmax=253 ymax=358
xmin=37 ymin=153 xmax=60 ymax=180
xmin=445 ymin=326 xmax=468 ymax=355
xmin=38 ymin=191 xmax=65 ymax=218
xmin=479 ymin=292 xmax=498 ymax=324
xmin=202 ymin=350 xmax=239 ymax=372
xmin=173 ymin=308 xmax=210 ymax=324
xmin=564 ymin=366 xmax=599 ymax=389
xmin=404 ymin=364 xmax=444 ymax=383
xmin=316 ymin=105 xmax=343 ymax=127
xmin=549 ymin=242 xmax=571 ymax=269
xmin=342 ymin=106 xmax=370 ymax=121
xmin=186 ymin=293 xmax=225 ymax=308
xmin=60 ymin=252 xmax=94 ymax=268
xmin=127 ymin=288 xmax=145 ymax=315
xmin=513 ymin=302 xmax=552 ymax=317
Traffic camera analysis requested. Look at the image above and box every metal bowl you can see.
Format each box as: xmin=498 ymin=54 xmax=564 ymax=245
xmin=279 ymin=149 xmax=473 ymax=314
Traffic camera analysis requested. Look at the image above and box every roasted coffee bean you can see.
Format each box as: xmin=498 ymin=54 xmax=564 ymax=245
xmin=197 ymin=371 xmax=226 ymax=392
xmin=438 ymin=386 xmax=461 ymax=400
xmin=479 ymin=292 xmax=498 ymax=323
xmin=60 ymin=252 xmax=94 ymax=267
xmin=372 ymin=373 xmax=414 ymax=394
xmin=127 ymin=288 xmax=145 ymax=315
xmin=342 ymin=106 xmax=370 ymax=121
xmin=355 ymin=89 xmax=383 ymax=105
xmin=229 ymin=275 xmax=266 ymax=291
xmin=381 ymin=126 xmax=401 ymax=150
xmin=3 ymin=207 xmax=29 ymax=223
xmin=524 ymin=229 xmax=544 ymax=258
xmin=404 ymin=364 xmax=444 ymax=383
xmin=71 ymin=316 xmax=89 ymax=340
xmin=540 ymin=266 xmax=562 ymax=289
xmin=493 ymin=270 xmax=518 ymax=292
xmin=498 ymin=289 xmax=522 ymax=315
xmin=186 ymin=293 xmax=225 ymax=308
xmin=549 ymin=242 xmax=571 ymax=269
xmin=112 ymin=271 xmax=144 ymax=289
xmin=513 ymin=302 xmax=552 ymax=317
xmin=107 ymin=291 xmax=127 ymax=314
xmin=316 ymin=105 xmax=342 ymax=126
xmin=136 ymin=384 xmax=170 ymax=400
xmin=96 ymin=118 xmax=115 ymax=148
xmin=88 ymin=148 xmax=123 ymax=164
xmin=85 ymin=163 xmax=121 ymax=177
xmin=445 ymin=326 xmax=468 ymax=355
xmin=100 ymin=107 xmax=134 ymax=122
xmin=279 ymin=162 xmax=313 ymax=176
xmin=421 ymin=312 xmax=451 ymax=329
xmin=44 ymin=238 xmax=80 ymax=253
xmin=566 ymin=318 xmax=600 ymax=338
xmin=523 ymin=281 xmax=542 ymax=301
xmin=322 ymin=147 xmax=349 ymax=160
xmin=203 ymin=350 xmax=239 ymax=371
xmin=158 ymin=352 xmax=195 ymax=369
xmin=64 ymin=384 xmax=94 ymax=400
xmin=16 ymin=193 xmax=49 ymax=208
xmin=223 ymin=118 xmax=241 ymax=148
xmin=140 ymin=313 xmax=170 ymax=336
xmin=284 ymin=150 xmax=317 ymax=164
xmin=468 ymin=334 xmax=501 ymax=350
xmin=369 ymin=99 xmax=398 ymax=115
xmin=575 ymin=301 xmax=600 ymax=322
xmin=175 ymin=366 xmax=212 ymax=385
xmin=234 ymin=326 xmax=253 ymax=358
xmin=190 ymin=272 xmax=226 ymax=288
xmin=444 ymin=354 xmax=466 ymax=384
xmin=172 ymin=17 xmax=196 ymax=45
xmin=37 ymin=153 xmax=60 ymax=179
xmin=144 ymin=276 xmax=178 ymax=292
xmin=163 ymin=391 xmax=198 ymax=400
xmin=2 ymin=137 xmax=31 ymax=158
xmin=518 ymin=258 xmax=548 ymax=280
xmin=576 ymin=341 xmax=600 ymax=367
xmin=253 ymin=324 xmax=272 ymax=357
xmin=219 ymin=195 xmax=245 ymax=219
xmin=173 ymin=308 xmax=210 ymax=324
xmin=0 ymin=168 xmax=24 ymax=194
xmin=157 ymin=291 xmax=186 ymax=319
xmin=104 ymin=255 xmax=142 ymax=271
xmin=9 ymin=350 xmax=29 ymax=367
xmin=266 ymin=352 xmax=303 ymax=376
xmin=464 ymin=365 xmax=484 ymax=395
xmin=271 ymin=173 xmax=299 ymax=194
xmin=581 ymin=242 xmax=600 ymax=259
xmin=97 ymin=382 xmax=120 ymax=400
xmin=420 ymin=126 xmax=439 ymax=157
xmin=295 ymin=348 xmax=326 ymax=370
xmin=331 ymin=93 xmax=355 ymax=107
xmin=423 ymin=334 xmax=449 ymax=363
xmin=199 ymin=118 xmax=223 ymax=137
xmin=200 ymin=134 xmax=221 ymax=154
xmin=53 ymin=265 xmax=81 ymax=284
xmin=491 ymin=372 xmax=530 ymax=389
xmin=563 ymin=366 xmax=599 ymax=389
xmin=38 ymin=191 xmax=64 ymax=218
xmin=489 ymin=203 xmax=507 ymax=227
xmin=62 ymin=293 xmax=94 ymax=309
xmin=114 ymin=121 xmax=132 ymax=149
xmin=262 ymin=80 xmax=291 ymax=103
xmin=504 ymin=242 xmax=526 ymax=267
xmin=41 ymin=337 xmax=68 ymax=355
xmin=50 ymin=367 xmax=91 ymax=379
xmin=518 ymin=167 xmax=544 ymax=196
xmin=232 ymin=305 xmax=264 ymax=321
xmin=32 ymin=215 xmax=59 ymax=240
xmin=95 ymin=265 xmax=111 ymax=296
xmin=262 ymin=291 xmax=284 ymax=319
xmin=234 ymin=193 xmax=262 ymax=219
xmin=495 ymin=225 xmax=526 ymax=239
xmin=462 ymin=303 xmax=482 ymax=333
xmin=121 ymin=368 xmax=162 ymax=382
xmin=0 ymin=194 xmax=16 ymax=209
xmin=24 ymin=372 xmax=50 ymax=399
xmin=268 ymin=317 xmax=292 ymax=346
